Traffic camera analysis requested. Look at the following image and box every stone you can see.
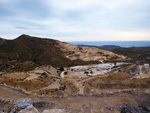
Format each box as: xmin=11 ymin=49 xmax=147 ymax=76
xmin=42 ymin=109 xmax=66 ymax=113
xmin=121 ymin=103 xmax=150 ymax=113
xmin=18 ymin=105 xmax=39 ymax=113
xmin=16 ymin=98 xmax=33 ymax=109
xmin=33 ymin=101 xmax=55 ymax=110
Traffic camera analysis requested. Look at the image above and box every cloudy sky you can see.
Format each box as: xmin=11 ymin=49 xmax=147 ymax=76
xmin=0 ymin=0 xmax=150 ymax=41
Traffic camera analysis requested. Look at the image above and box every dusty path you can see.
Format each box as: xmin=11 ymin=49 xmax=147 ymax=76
xmin=0 ymin=86 xmax=28 ymax=100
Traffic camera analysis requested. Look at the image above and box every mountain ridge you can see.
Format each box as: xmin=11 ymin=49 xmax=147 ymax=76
xmin=0 ymin=34 xmax=127 ymax=71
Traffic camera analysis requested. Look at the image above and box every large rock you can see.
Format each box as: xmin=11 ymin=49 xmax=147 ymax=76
xmin=33 ymin=101 xmax=55 ymax=110
xmin=16 ymin=98 xmax=33 ymax=109
xmin=32 ymin=101 xmax=55 ymax=112
xmin=121 ymin=103 xmax=150 ymax=113
xmin=18 ymin=105 xmax=39 ymax=113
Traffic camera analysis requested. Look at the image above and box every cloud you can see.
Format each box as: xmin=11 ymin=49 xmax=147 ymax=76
xmin=0 ymin=0 xmax=150 ymax=41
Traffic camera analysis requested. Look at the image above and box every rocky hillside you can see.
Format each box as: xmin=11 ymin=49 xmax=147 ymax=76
xmin=0 ymin=34 xmax=127 ymax=71
xmin=58 ymin=42 xmax=126 ymax=62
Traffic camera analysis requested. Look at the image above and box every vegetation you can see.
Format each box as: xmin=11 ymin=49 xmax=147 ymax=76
xmin=59 ymin=67 xmax=64 ymax=71
xmin=112 ymin=47 xmax=150 ymax=64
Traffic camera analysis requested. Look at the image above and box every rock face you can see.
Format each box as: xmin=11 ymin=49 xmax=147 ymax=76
xmin=18 ymin=105 xmax=39 ymax=113
xmin=16 ymin=98 xmax=33 ymax=109
xmin=121 ymin=103 xmax=150 ymax=113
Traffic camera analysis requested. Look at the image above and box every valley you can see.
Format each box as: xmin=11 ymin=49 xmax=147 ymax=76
xmin=0 ymin=35 xmax=150 ymax=113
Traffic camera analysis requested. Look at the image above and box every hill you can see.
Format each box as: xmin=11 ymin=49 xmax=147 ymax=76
xmin=112 ymin=47 xmax=150 ymax=64
xmin=79 ymin=44 xmax=150 ymax=64
xmin=0 ymin=35 xmax=127 ymax=71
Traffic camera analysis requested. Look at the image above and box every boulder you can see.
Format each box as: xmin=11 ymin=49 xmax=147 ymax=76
xmin=16 ymin=98 xmax=33 ymax=109
xmin=33 ymin=101 xmax=55 ymax=110
xmin=121 ymin=103 xmax=150 ymax=113
xmin=18 ymin=105 xmax=39 ymax=113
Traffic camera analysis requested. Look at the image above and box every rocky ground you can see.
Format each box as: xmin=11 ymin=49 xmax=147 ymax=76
xmin=0 ymin=88 xmax=150 ymax=113
xmin=0 ymin=35 xmax=150 ymax=113
xmin=0 ymin=64 xmax=150 ymax=113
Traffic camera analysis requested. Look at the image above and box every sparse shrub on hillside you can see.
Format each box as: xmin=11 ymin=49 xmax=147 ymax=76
xmin=41 ymin=72 xmax=47 ymax=76
xmin=90 ymin=71 xmax=93 ymax=74
xmin=78 ymin=46 xmax=83 ymax=50
xmin=84 ymin=71 xmax=89 ymax=75
xmin=59 ymin=85 xmax=66 ymax=90
xmin=60 ymin=67 xmax=64 ymax=71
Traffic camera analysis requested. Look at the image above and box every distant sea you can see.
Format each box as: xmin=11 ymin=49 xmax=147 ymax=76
xmin=68 ymin=41 xmax=150 ymax=47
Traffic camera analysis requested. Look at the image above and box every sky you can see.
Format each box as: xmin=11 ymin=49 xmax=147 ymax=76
xmin=0 ymin=0 xmax=150 ymax=41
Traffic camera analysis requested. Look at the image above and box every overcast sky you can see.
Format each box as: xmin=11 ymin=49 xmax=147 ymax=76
xmin=0 ymin=0 xmax=150 ymax=41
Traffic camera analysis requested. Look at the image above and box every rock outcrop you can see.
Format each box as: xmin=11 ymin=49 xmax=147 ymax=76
xmin=121 ymin=103 xmax=150 ymax=113
xmin=18 ymin=105 xmax=39 ymax=113
xmin=16 ymin=98 xmax=33 ymax=109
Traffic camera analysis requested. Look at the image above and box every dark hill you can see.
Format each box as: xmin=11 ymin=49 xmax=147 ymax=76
xmin=0 ymin=38 xmax=6 ymax=46
xmin=112 ymin=47 xmax=150 ymax=64
xmin=0 ymin=35 xmax=98 ymax=71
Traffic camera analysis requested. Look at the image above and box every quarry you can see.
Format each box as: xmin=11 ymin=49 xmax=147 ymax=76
xmin=0 ymin=35 xmax=150 ymax=113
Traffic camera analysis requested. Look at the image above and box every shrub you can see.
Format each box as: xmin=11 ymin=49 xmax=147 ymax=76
xmin=60 ymin=67 xmax=64 ymax=71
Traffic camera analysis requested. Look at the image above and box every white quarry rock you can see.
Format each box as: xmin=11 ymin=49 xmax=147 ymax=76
xmin=60 ymin=71 xmax=65 ymax=78
xmin=42 ymin=109 xmax=66 ymax=113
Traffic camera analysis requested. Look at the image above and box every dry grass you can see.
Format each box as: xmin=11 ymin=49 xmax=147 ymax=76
xmin=0 ymin=74 xmax=55 ymax=92
xmin=34 ymin=79 xmax=79 ymax=96
xmin=1 ymin=71 xmax=150 ymax=96
xmin=83 ymin=72 xmax=150 ymax=93
xmin=2 ymin=72 xmax=29 ymax=80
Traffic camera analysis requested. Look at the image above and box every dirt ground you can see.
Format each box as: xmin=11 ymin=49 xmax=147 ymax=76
xmin=0 ymin=72 xmax=150 ymax=112
xmin=1 ymin=86 xmax=150 ymax=113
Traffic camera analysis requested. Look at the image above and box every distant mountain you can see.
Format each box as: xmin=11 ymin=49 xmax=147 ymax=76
xmin=79 ymin=45 xmax=150 ymax=50
xmin=0 ymin=35 xmax=127 ymax=71
xmin=78 ymin=45 xmax=121 ymax=50
xmin=99 ymin=45 xmax=121 ymax=50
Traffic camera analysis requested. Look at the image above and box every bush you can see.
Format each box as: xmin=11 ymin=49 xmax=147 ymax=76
xmin=60 ymin=67 xmax=64 ymax=71
xmin=84 ymin=71 xmax=89 ymax=75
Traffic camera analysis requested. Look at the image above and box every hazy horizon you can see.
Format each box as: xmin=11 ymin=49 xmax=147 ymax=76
xmin=0 ymin=0 xmax=150 ymax=41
